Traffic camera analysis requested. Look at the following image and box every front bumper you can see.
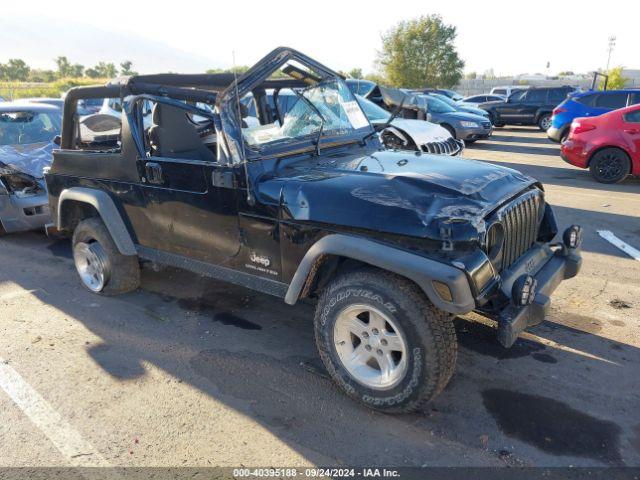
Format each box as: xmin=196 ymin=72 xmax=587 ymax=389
xmin=547 ymin=124 xmax=568 ymax=143
xmin=457 ymin=125 xmax=493 ymax=141
xmin=494 ymin=244 xmax=582 ymax=347
xmin=0 ymin=191 xmax=51 ymax=233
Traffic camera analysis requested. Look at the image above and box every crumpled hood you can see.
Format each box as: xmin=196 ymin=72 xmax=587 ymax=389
xmin=0 ymin=142 xmax=54 ymax=179
xmin=386 ymin=118 xmax=452 ymax=144
xmin=260 ymin=147 xmax=537 ymax=241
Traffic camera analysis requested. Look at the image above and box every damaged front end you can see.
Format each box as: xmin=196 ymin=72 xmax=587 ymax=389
xmin=0 ymin=144 xmax=53 ymax=234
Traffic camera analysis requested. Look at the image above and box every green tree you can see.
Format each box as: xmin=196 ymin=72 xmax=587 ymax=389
xmin=91 ymin=62 xmax=118 ymax=78
xmin=602 ymin=66 xmax=628 ymax=90
xmin=28 ymin=69 xmax=57 ymax=82
xmin=55 ymin=56 xmax=72 ymax=77
xmin=120 ymin=60 xmax=137 ymax=76
xmin=465 ymin=71 xmax=477 ymax=79
xmin=206 ymin=65 xmax=250 ymax=75
xmin=0 ymin=59 xmax=30 ymax=81
xmin=70 ymin=63 xmax=84 ymax=78
xmin=347 ymin=68 xmax=363 ymax=79
xmin=84 ymin=67 xmax=100 ymax=78
xmin=377 ymin=15 xmax=464 ymax=88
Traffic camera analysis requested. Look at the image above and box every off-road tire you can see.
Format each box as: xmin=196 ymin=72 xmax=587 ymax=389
xmin=314 ymin=268 xmax=457 ymax=413
xmin=538 ymin=114 xmax=552 ymax=131
xmin=589 ymin=148 xmax=631 ymax=184
xmin=72 ymin=217 xmax=140 ymax=295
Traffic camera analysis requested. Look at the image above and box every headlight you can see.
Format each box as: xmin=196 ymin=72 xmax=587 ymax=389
xmin=460 ymin=121 xmax=479 ymax=128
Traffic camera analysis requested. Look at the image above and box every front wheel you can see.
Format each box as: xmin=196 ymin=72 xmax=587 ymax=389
xmin=314 ymin=269 xmax=457 ymax=413
xmin=589 ymin=148 xmax=631 ymax=184
xmin=538 ymin=114 xmax=552 ymax=131
xmin=72 ymin=217 xmax=140 ymax=295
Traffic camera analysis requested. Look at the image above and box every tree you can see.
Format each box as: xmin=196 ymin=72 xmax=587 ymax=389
xmin=55 ymin=56 xmax=72 ymax=77
xmin=376 ymin=15 xmax=464 ymax=88
xmin=602 ymin=66 xmax=628 ymax=90
xmin=85 ymin=67 xmax=100 ymax=78
xmin=120 ymin=60 xmax=137 ymax=76
xmin=206 ymin=65 xmax=250 ymax=75
xmin=0 ymin=59 xmax=30 ymax=81
xmin=91 ymin=62 xmax=118 ymax=78
xmin=347 ymin=68 xmax=363 ymax=79
xmin=28 ymin=69 xmax=57 ymax=82
xmin=465 ymin=71 xmax=477 ymax=79
xmin=482 ymin=68 xmax=496 ymax=80
xmin=71 ymin=63 xmax=84 ymax=78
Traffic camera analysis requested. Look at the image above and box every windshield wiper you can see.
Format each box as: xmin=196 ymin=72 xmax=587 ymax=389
xmin=293 ymin=90 xmax=326 ymax=156
xmin=362 ymin=95 xmax=406 ymax=143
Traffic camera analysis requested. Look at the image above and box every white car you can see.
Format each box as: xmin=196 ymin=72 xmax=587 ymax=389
xmin=489 ymin=85 xmax=530 ymax=98
xmin=355 ymin=94 xmax=464 ymax=155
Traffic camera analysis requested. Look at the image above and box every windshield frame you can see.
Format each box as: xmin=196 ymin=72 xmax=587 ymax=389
xmin=241 ymin=78 xmax=374 ymax=159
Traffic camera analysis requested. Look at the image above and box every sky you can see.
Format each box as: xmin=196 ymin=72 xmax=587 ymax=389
xmin=2 ymin=0 xmax=638 ymax=76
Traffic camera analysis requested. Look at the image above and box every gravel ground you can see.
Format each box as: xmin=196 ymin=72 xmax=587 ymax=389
xmin=0 ymin=127 xmax=638 ymax=468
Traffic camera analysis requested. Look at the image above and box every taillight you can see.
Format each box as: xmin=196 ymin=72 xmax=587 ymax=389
xmin=552 ymin=107 xmax=567 ymax=116
xmin=571 ymin=121 xmax=596 ymax=135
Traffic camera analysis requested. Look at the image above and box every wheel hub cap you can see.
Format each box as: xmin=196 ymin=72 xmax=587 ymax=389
xmin=73 ymin=241 xmax=110 ymax=292
xmin=333 ymin=304 xmax=408 ymax=390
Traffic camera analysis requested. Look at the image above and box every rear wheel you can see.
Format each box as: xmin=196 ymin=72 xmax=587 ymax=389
xmin=314 ymin=269 xmax=457 ymax=413
xmin=538 ymin=114 xmax=552 ymax=131
xmin=72 ymin=217 xmax=140 ymax=295
xmin=589 ymin=148 xmax=631 ymax=184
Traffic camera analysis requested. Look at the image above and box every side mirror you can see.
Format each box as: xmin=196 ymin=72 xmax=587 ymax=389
xmin=53 ymin=135 xmax=61 ymax=146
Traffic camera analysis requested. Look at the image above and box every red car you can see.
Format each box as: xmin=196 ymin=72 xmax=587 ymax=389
xmin=561 ymin=103 xmax=640 ymax=183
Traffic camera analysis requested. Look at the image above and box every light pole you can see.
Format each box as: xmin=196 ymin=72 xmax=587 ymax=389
xmin=606 ymin=35 xmax=616 ymax=72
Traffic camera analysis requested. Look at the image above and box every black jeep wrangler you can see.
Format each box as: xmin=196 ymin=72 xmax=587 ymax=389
xmin=45 ymin=48 xmax=582 ymax=413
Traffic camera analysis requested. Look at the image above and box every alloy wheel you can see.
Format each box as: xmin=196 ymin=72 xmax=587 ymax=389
xmin=595 ymin=153 xmax=625 ymax=181
xmin=333 ymin=304 xmax=408 ymax=390
xmin=73 ymin=241 xmax=111 ymax=292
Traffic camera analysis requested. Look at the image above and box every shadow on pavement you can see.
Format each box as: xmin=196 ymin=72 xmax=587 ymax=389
xmin=2 ymin=233 xmax=639 ymax=467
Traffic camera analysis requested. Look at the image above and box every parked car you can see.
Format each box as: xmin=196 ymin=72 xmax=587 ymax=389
xmin=245 ymin=89 xmax=463 ymax=155
xmin=386 ymin=90 xmax=492 ymax=143
xmin=345 ymin=79 xmax=384 ymax=106
xmin=46 ymin=47 xmax=581 ymax=413
xmin=560 ymin=103 xmax=640 ymax=183
xmin=15 ymin=98 xmax=64 ymax=110
xmin=490 ymin=85 xmax=530 ymax=98
xmin=481 ymin=86 xmax=577 ymax=131
xmin=462 ymin=94 xmax=506 ymax=107
xmin=0 ymin=102 xmax=61 ymax=234
xmin=548 ymin=89 xmax=640 ymax=143
xmin=425 ymin=92 xmax=491 ymax=119
xmin=414 ymin=88 xmax=464 ymax=102
xmin=356 ymin=94 xmax=464 ymax=155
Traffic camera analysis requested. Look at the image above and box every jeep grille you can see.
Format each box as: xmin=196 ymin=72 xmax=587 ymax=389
xmin=489 ymin=190 xmax=544 ymax=271
xmin=421 ymin=138 xmax=462 ymax=156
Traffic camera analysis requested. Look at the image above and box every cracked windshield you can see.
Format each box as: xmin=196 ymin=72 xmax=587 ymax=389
xmin=242 ymin=76 xmax=370 ymax=148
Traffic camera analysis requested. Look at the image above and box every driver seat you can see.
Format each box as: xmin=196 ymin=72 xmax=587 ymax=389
xmin=148 ymin=103 xmax=215 ymax=162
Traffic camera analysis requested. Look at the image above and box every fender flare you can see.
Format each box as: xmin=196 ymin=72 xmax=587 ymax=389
xmin=57 ymin=187 xmax=137 ymax=256
xmin=284 ymin=234 xmax=475 ymax=315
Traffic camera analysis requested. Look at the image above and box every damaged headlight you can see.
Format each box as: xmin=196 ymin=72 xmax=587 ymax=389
xmin=0 ymin=171 xmax=42 ymax=196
